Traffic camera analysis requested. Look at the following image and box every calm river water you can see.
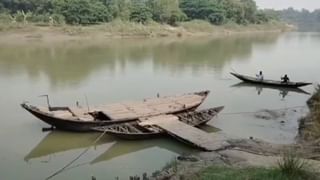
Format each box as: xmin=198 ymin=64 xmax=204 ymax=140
xmin=0 ymin=32 xmax=319 ymax=180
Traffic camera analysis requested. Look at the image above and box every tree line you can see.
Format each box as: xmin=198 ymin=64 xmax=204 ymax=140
xmin=0 ymin=0 xmax=276 ymax=25
xmin=264 ymin=8 xmax=320 ymax=31
xmin=278 ymin=8 xmax=320 ymax=24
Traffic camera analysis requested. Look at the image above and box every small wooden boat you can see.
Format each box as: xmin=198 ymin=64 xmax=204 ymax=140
xmin=91 ymin=106 xmax=224 ymax=140
xmin=21 ymin=91 xmax=209 ymax=132
xmin=230 ymin=72 xmax=312 ymax=88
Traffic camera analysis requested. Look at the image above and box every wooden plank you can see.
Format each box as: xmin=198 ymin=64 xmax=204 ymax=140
xmin=139 ymin=116 xmax=228 ymax=151
xmin=68 ymin=107 xmax=94 ymax=121
xmin=139 ymin=115 xmax=179 ymax=122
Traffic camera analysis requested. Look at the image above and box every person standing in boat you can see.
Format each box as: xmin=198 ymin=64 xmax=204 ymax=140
xmin=256 ymin=71 xmax=264 ymax=81
xmin=281 ymin=74 xmax=290 ymax=83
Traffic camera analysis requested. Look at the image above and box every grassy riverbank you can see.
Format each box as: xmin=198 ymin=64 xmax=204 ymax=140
xmin=149 ymin=149 xmax=319 ymax=180
xmin=198 ymin=166 xmax=314 ymax=180
xmin=0 ymin=20 xmax=292 ymax=44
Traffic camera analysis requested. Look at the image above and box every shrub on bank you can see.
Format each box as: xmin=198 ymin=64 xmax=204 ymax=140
xmin=277 ymin=151 xmax=309 ymax=178
xmin=0 ymin=11 xmax=65 ymax=26
xmin=0 ymin=13 xmax=12 ymax=23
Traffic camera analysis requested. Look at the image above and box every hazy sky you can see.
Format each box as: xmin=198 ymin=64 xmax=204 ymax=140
xmin=255 ymin=0 xmax=320 ymax=11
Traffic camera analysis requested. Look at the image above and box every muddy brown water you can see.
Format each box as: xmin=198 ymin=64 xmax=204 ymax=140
xmin=0 ymin=32 xmax=319 ymax=179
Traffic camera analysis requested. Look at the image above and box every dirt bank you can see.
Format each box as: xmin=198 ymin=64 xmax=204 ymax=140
xmin=0 ymin=21 xmax=292 ymax=45
xmin=299 ymin=86 xmax=320 ymax=144
xmin=149 ymin=136 xmax=320 ymax=180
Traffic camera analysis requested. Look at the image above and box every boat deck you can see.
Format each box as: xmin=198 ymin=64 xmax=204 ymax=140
xmin=30 ymin=92 xmax=207 ymax=122
xmin=92 ymin=94 xmax=204 ymax=120
xmin=139 ymin=115 xmax=228 ymax=151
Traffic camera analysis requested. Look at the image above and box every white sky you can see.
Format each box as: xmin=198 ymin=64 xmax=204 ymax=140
xmin=255 ymin=0 xmax=320 ymax=11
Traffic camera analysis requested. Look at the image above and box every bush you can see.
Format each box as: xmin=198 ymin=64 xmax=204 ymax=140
xmin=14 ymin=11 xmax=32 ymax=23
xmin=0 ymin=13 xmax=12 ymax=23
xmin=168 ymin=10 xmax=186 ymax=26
xmin=52 ymin=14 xmax=65 ymax=24
xmin=277 ymin=151 xmax=308 ymax=178
xmin=130 ymin=2 xmax=152 ymax=24
xmin=52 ymin=0 xmax=112 ymax=25
xmin=208 ymin=11 xmax=225 ymax=25
xmin=27 ymin=13 xmax=50 ymax=23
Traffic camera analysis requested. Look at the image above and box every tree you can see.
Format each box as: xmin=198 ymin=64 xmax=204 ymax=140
xmin=208 ymin=11 xmax=225 ymax=25
xmin=221 ymin=0 xmax=241 ymax=23
xmin=103 ymin=0 xmax=132 ymax=21
xmin=314 ymin=9 xmax=320 ymax=22
xmin=180 ymin=0 xmax=225 ymax=25
xmin=52 ymin=0 xmax=111 ymax=25
xmin=147 ymin=0 xmax=185 ymax=25
xmin=130 ymin=1 xmax=152 ymax=24
xmin=0 ymin=0 xmax=276 ymax=25
xmin=240 ymin=0 xmax=257 ymax=23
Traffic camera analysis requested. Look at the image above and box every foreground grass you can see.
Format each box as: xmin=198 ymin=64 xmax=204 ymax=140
xmin=197 ymin=151 xmax=316 ymax=180
xmin=198 ymin=166 xmax=316 ymax=180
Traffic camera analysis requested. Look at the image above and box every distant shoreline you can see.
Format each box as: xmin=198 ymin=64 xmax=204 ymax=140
xmin=0 ymin=21 xmax=294 ymax=44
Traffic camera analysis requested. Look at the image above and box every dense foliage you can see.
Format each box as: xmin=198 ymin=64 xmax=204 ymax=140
xmin=0 ymin=0 xmax=275 ymax=25
xmin=277 ymin=8 xmax=320 ymax=31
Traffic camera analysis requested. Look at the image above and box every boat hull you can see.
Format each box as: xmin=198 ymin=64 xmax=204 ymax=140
xmin=103 ymin=131 xmax=166 ymax=140
xmin=92 ymin=106 xmax=224 ymax=140
xmin=21 ymin=103 xmax=127 ymax=131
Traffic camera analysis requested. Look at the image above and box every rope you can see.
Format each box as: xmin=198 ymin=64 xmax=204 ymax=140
xmin=220 ymin=105 xmax=307 ymax=116
xmin=45 ymin=130 xmax=108 ymax=180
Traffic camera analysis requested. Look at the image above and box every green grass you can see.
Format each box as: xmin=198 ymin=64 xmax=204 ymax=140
xmin=277 ymin=151 xmax=308 ymax=178
xmin=196 ymin=152 xmax=315 ymax=180
xmin=197 ymin=166 xmax=316 ymax=180
xmin=151 ymin=157 xmax=178 ymax=178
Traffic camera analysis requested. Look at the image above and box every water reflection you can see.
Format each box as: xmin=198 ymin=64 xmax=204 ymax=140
xmin=24 ymin=131 xmax=116 ymax=161
xmin=24 ymin=131 xmax=196 ymax=163
xmin=91 ymin=125 xmax=218 ymax=164
xmin=231 ymin=82 xmax=310 ymax=99
xmin=0 ymin=34 xmax=280 ymax=88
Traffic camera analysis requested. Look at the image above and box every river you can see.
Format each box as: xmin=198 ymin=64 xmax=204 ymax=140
xmin=0 ymin=32 xmax=319 ymax=180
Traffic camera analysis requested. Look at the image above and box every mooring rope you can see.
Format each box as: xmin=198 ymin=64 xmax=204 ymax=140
xmin=220 ymin=105 xmax=307 ymax=116
xmin=45 ymin=130 xmax=108 ymax=180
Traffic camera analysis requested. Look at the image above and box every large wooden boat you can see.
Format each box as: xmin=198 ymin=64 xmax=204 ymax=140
xmin=230 ymin=72 xmax=312 ymax=88
xmin=91 ymin=106 xmax=224 ymax=140
xmin=21 ymin=91 xmax=209 ymax=132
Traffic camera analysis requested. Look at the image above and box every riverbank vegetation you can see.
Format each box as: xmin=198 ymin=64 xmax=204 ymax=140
xmin=198 ymin=151 xmax=314 ymax=180
xmin=198 ymin=165 xmax=313 ymax=180
xmin=150 ymin=150 xmax=317 ymax=180
xmin=0 ymin=0 xmax=277 ymax=26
